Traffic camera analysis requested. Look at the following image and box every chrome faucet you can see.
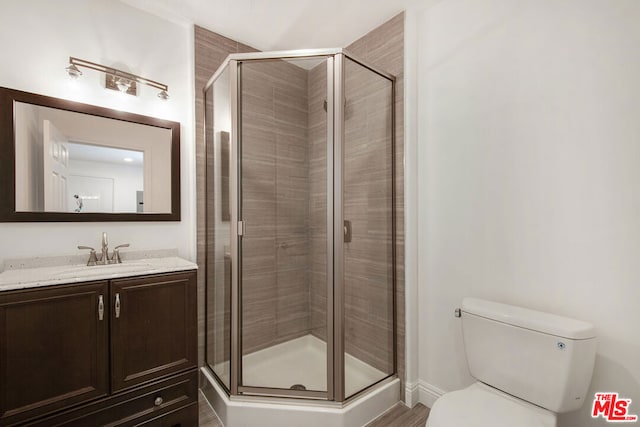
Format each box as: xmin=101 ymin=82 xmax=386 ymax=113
xmin=77 ymin=245 xmax=98 ymax=266
xmin=101 ymin=232 xmax=109 ymax=265
xmin=78 ymin=232 xmax=130 ymax=266
xmin=111 ymin=243 xmax=130 ymax=263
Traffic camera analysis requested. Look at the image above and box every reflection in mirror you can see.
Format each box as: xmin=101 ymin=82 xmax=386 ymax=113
xmin=14 ymin=102 xmax=171 ymax=214
xmin=66 ymin=143 xmax=144 ymax=213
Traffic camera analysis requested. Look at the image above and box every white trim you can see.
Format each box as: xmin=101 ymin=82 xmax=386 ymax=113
xmin=403 ymin=6 xmax=420 ymax=409
xmin=404 ymin=381 xmax=420 ymax=408
xmin=418 ymin=380 xmax=446 ymax=409
xmin=185 ymin=21 xmax=197 ymax=263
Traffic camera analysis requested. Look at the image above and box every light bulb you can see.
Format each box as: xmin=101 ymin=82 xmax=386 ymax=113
xmin=116 ymin=78 xmax=131 ymax=93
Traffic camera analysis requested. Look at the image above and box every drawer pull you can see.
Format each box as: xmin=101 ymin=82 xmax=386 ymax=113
xmin=154 ymin=396 xmax=164 ymax=406
xmin=115 ymin=293 xmax=121 ymax=318
xmin=98 ymin=295 xmax=104 ymax=320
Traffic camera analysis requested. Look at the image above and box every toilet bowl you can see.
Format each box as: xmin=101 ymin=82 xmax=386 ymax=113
xmin=425 ymin=298 xmax=597 ymax=427
xmin=426 ymin=382 xmax=555 ymax=427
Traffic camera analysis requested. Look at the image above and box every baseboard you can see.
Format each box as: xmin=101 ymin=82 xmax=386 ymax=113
xmin=417 ymin=380 xmax=445 ymax=408
xmin=404 ymin=381 xmax=420 ymax=408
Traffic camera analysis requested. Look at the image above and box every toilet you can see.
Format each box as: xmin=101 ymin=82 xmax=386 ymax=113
xmin=426 ymin=298 xmax=597 ymax=427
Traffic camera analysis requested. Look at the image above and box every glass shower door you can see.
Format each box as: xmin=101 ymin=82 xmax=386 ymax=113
xmin=341 ymin=56 xmax=395 ymax=398
xmin=237 ymin=56 xmax=331 ymax=397
xmin=205 ymin=66 xmax=233 ymax=391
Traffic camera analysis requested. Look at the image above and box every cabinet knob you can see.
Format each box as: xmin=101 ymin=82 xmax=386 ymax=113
xmin=154 ymin=396 xmax=163 ymax=406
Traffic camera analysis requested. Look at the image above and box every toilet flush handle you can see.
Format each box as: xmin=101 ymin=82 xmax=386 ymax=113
xmin=454 ymin=308 xmax=461 ymax=318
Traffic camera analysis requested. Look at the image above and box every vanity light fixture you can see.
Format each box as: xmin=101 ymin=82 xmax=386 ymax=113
xmin=65 ymin=63 xmax=83 ymax=79
xmin=65 ymin=57 xmax=169 ymax=100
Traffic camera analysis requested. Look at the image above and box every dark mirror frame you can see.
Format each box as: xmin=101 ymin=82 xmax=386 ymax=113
xmin=0 ymin=87 xmax=180 ymax=222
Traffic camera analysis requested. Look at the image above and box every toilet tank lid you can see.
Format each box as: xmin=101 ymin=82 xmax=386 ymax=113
xmin=462 ymin=298 xmax=596 ymax=340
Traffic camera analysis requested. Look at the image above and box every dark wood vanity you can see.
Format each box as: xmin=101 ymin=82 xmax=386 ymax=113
xmin=0 ymin=85 xmax=194 ymax=425
xmin=0 ymin=270 xmax=197 ymax=426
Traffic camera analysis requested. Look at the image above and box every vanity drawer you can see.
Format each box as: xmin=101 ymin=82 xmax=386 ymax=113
xmin=135 ymin=403 xmax=198 ymax=427
xmin=26 ymin=370 xmax=198 ymax=427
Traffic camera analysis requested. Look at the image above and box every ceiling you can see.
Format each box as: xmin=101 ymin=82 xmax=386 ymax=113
xmin=121 ymin=0 xmax=418 ymax=51
xmin=68 ymin=142 xmax=144 ymax=166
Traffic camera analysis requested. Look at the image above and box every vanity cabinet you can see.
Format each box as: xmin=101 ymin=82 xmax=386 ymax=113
xmin=0 ymin=270 xmax=197 ymax=427
xmin=0 ymin=281 xmax=109 ymax=423
xmin=110 ymin=273 xmax=196 ymax=393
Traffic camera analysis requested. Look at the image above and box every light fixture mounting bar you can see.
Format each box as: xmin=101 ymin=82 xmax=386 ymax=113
xmin=68 ymin=57 xmax=169 ymax=93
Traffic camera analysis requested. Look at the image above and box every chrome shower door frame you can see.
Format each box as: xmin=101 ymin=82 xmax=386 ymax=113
xmin=229 ymin=59 xmax=240 ymax=396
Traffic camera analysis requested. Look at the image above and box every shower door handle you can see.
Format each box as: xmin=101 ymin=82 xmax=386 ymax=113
xmin=344 ymin=220 xmax=352 ymax=243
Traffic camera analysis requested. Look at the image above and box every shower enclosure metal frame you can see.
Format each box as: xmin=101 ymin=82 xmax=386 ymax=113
xmin=204 ymin=48 xmax=396 ymax=403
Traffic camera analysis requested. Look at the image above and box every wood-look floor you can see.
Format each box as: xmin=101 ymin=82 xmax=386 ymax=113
xmin=199 ymin=391 xmax=223 ymax=427
xmin=364 ymin=403 xmax=430 ymax=427
xmin=198 ymin=391 xmax=429 ymax=427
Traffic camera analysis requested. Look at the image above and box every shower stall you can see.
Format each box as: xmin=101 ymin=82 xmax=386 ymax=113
xmin=203 ymin=48 xmax=396 ymax=415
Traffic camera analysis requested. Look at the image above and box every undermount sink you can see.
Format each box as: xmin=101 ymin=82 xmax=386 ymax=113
xmin=52 ymin=262 xmax=154 ymax=279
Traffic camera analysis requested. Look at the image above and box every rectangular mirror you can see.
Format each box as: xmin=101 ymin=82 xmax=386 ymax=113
xmin=0 ymin=87 xmax=180 ymax=221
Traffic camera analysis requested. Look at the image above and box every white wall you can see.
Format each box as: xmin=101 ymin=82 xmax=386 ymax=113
xmin=410 ymin=0 xmax=640 ymax=426
xmin=68 ymin=159 xmax=143 ymax=213
xmin=0 ymin=0 xmax=195 ymax=265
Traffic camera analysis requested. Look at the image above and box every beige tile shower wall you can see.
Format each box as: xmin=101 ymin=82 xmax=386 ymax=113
xmin=196 ymin=28 xmax=313 ymax=362
xmin=307 ymin=13 xmax=405 ymax=389
xmin=240 ymin=61 xmax=311 ymax=355
xmin=346 ymin=12 xmax=406 ymax=396
xmin=195 ymin=26 xmax=257 ymax=367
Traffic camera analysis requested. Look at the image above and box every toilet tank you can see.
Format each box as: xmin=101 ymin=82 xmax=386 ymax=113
xmin=461 ymin=298 xmax=597 ymax=413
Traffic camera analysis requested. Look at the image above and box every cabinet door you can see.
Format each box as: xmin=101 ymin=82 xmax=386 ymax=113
xmin=111 ymin=271 xmax=197 ymax=392
xmin=0 ymin=281 xmax=109 ymax=425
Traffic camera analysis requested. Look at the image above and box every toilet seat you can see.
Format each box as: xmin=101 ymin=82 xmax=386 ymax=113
xmin=426 ymin=382 xmax=556 ymax=427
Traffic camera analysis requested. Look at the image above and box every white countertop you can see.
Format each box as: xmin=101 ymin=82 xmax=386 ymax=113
xmin=0 ymin=251 xmax=197 ymax=292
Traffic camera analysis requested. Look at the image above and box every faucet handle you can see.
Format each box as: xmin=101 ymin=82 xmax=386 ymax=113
xmin=78 ymin=246 xmax=98 ymax=266
xmin=111 ymin=244 xmax=130 ymax=264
